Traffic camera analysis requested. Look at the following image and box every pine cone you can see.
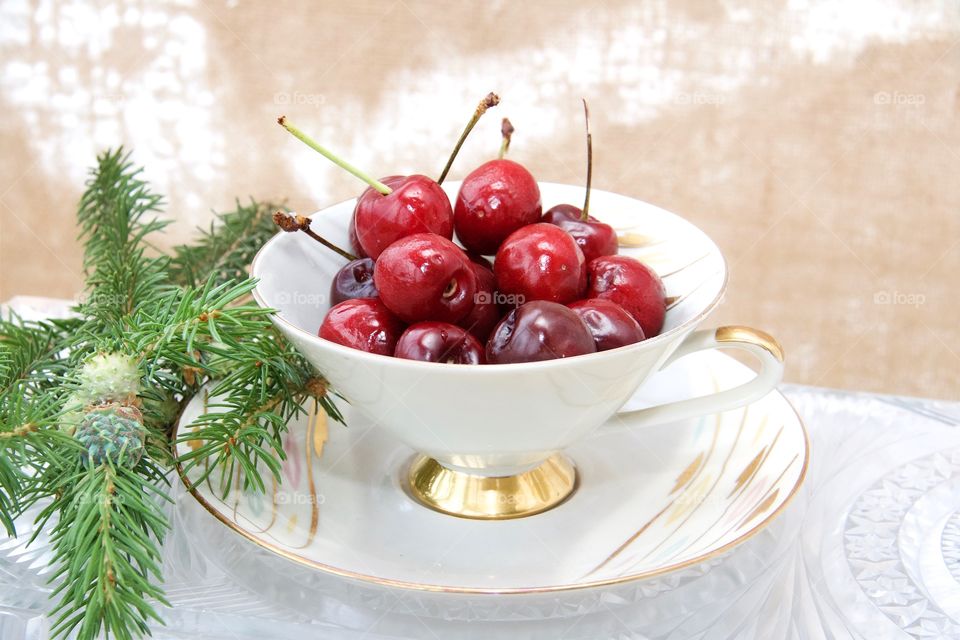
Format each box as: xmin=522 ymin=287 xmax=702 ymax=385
xmin=74 ymin=352 xmax=141 ymax=406
xmin=75 ymin=404 xmax=146 ymax=467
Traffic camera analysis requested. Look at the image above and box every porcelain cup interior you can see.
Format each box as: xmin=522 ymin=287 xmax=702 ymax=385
xmin=252 ymin=182 xmax=727 ymax=476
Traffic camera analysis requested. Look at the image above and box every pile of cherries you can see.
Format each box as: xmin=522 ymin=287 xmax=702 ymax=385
xmin=277 ymin=96 xmax=665 ymax=365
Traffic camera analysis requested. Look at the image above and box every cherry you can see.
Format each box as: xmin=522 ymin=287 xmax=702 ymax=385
xmin=319 ymin=298 xmax=404 ymax=356
xmin=587 ymin=255 xmax=666 ymax=337
xmin=486 ymin=301 xmax=596 ymax=364
xmin=278 ymin=118 xmax=454 ymax=260
xmin=568 ymin=298 xmax=645 ymax=351
xmin=395 ymin=322 xmax=485 ymax=364
xmin=494 ymin=223 xmax=587 ymax=305
xmin=542 ymin=204 xmax=618 ymax=264
xmin=456 ymin=262 xmax=501 ymax=342
xmin=329 ymin=257 xmax=378 ymax=306
xmin=454 ymin=120 xmax=541 ymax=255
xmin=348 ymin=214 xmax=367 ymax=258
xmin=541 ymin=100 xmax=617 ymax=263
xmin=374 ymin=233 xmax=477 ymax=324
xmin=353 ymin=174 xmax=453 ymax=259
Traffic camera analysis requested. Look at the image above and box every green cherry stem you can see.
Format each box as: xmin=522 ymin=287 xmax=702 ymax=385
xmin=437 ymin=92 xmax=500 ymax=185
xmin=277 ymin=116 xmax=392 ymax=195
xmin=498 ymin=118 xmax=514 ymax=160
xmin=273 ymin=211 xmax=357 ymax=261
xmin=581 ymin=98 xmax=592 ymax=220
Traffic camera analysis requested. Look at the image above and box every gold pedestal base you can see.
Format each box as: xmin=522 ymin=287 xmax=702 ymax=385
xmin=406 ymin=455 xmax=578 ymax=520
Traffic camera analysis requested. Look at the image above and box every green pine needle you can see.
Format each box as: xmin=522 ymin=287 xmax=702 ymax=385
xmin=44 ymin=461 xmax=171 ymax=640
xmin=0 ymin=314 xmax=84 ymax=534
xmin=76 ymin=148 xmax=170 ymax=326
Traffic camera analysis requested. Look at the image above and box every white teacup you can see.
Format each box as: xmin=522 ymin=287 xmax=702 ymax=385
xmin=252 ymin=183 xmax=784 ymax=519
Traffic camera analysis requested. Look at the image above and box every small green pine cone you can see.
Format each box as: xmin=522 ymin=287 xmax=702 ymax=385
xmin=75 ymin=404 xmax=147 ymax=467
xmin=74 ymin=352 xmax=141 ymax=406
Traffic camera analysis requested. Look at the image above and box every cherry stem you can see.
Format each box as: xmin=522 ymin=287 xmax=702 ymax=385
xmin=581 ymin=99 xmax=592 ymax=220
xmin=277 ymin=116 xmax=392 ymax=196
xmin=499 ymin=118 xmax=514 ymax=160
xmin=273 ymin=211 xmax=357 ymax=261
xmin=437 ymin=92 xmax=500 ymax=184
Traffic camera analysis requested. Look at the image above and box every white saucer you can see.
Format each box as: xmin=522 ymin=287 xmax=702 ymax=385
xmin=175 ymin=349 xmax=808 ymax=594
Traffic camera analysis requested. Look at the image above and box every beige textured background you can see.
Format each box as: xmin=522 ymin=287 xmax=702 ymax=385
xmin=1 ymin=0 xmax=958 ymax=399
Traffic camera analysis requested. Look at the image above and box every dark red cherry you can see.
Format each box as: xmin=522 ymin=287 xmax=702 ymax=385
xmin=486 ymin=301 xmax=596 ymax=364
xmin=319 ymin=298 xmax=404 ymax=355
xmin=329 ymin=257 xmax=377 ymax=306
xmin=587 ymin=256 xmax=666 ymax=337
xmin=456 ymin=263 xmax=501 ymax=342
xmin=354 ymin=175 xmax=454 ymax=259
xmin=454 ymin=159 xmax=541 ymax=255
xmin=567 ymin=298 xmax=645 ymax=351
xmin=395 ymin=322 xmax=485 ymax=364
xmin=542 ymin=204 xmax=618 ymax=264
xmin=494 ymin=223 xmax=587 ymax=305
xmin=374 ymin=233 xmax=477 ymax=324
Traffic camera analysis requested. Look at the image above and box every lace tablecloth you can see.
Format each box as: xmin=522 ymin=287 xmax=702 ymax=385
xmin=2 ymin=298 xmax=959 ymax=639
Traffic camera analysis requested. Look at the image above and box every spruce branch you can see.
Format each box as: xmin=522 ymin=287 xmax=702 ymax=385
xmin=0 ymin=314 xmax=82 ymax=534
xmin=0 ymin=427 xmax=78 ymax=536
xmin=10 ymin=150 xmax=177 ymax=640
xmin=169 ymin=199 xmax=285 ymax=289
xmin=0 ymin=315 xmax=81 ymax=398
xmin=43 ymin=460 xmax=171 ymax=640
xmin=76 ymin=148 xmax=169 ymax=326
xmin=176 ymin=326 xmax=342 ymax=496
xmin=1 ymin=148 xmax=344 ymax=640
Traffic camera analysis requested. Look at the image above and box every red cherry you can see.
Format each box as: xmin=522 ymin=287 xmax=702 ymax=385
xmin=587 ymin=256 xmax=666 ymax=337
xmin=454 ymin=159 xmax=542 ymax=255
xmin=567 ymin=298 xmax=645 ymax=351
xmin=329 ymin=257 xmax=378 ymax=306
xmin=456 ymin=263 xmax=501 ymax=342
xmin=374 ymin=233 xmax=477 ymax=324
xmin=277 ymin=119 xmax=451 ymax=260
xmin=395 ymin=322 xmax=485 ymax=364
xmin=494 ymin=223 xmax=587 ymax=305
xmin=486 ymin=301 xmax=596 ymax=364
xmin=354 ymin=175 xmax=454 ymax=259
xmin=319 ymin=298 xmax=404 ymax=355
xmin=348 ymin=214 xmax=367 ymax=258
xmin=542 ymin=204 xmax=618 ymax=263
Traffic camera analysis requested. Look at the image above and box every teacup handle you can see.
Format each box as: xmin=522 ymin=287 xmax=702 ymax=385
xmin=619 ymin=325 xmax=785 ymax=427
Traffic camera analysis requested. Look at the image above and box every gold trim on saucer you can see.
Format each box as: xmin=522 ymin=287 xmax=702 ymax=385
xmin=174 ymin=382 xmax=810 ymax=595
xmin=715 ymin=325 xmax=785 ymax=362
xmin=405 ymin=455 xmax=578 ymax=520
